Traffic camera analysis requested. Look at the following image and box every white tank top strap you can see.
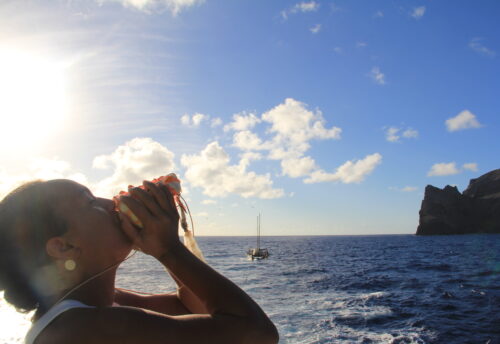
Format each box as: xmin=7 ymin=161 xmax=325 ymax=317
xmin=25 ymin=299 xmax=94 ymax=344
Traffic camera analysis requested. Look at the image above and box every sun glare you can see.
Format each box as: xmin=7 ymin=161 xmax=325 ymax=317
xmin=0 ymin=49 xmax=68 ymax=149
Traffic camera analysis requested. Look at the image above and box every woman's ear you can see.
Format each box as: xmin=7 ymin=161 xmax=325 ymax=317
xmin=46 ymin=237 xmax=80 ymax=260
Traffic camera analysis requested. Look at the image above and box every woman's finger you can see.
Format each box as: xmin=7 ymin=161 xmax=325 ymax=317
xmin=128 ymin=186 xmax=163 ymax=217
xmin=119 ymin=213 xmax=142 ymax=246
xmin=142 ymin=181 xmax=172 ymax=216
xmin=119 ymin=195 xmax=152 ymax=226
xmin=158 ymin=183 xmax=179 ymax=219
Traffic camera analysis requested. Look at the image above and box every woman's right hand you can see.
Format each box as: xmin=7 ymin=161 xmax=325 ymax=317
xmin=118 ymin=180 xmax=181 ymax=258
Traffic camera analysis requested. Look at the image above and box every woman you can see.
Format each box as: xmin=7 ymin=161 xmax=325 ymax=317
xmin=0 ymin=179 xmax=279 ymax=344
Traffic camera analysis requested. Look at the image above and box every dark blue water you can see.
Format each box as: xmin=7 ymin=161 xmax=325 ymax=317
xmin=116 ymin=234 xmax=500 ymax=343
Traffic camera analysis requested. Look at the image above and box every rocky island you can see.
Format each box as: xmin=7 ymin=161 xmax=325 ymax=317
xmin=417 ymin=169 xmax=500 ymax=235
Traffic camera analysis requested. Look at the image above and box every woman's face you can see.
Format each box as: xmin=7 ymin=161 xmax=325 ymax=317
xmin=47 ymin=179 xmax=133 ymax=276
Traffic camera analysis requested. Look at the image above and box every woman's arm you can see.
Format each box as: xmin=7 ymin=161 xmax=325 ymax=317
xmin=114 ymin=284 xmax=207 ymax=315
xmin=115 ymin=181 xmax=278 ymax=343
xmin=114 ymin=288 xmax=191 ymax=315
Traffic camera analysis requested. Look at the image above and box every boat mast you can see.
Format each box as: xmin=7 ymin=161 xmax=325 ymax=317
xmin=257 ymin=213 xmax=261 ymax=250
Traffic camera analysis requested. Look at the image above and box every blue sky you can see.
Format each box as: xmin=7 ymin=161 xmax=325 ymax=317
xmin=0 ymin=0 xmax=498 ymax=235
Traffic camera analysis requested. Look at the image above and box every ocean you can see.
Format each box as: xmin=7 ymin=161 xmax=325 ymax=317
xmin=1 ymin=234 xmax=499 ymax=343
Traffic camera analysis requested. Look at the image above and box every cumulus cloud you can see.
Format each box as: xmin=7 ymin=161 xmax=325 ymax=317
xmin=201 ymin=199 xmax=217 ymax=205
xmin=281 ymin=1 xmax=319 ymax=19
xmin=232 ymin=130 xmax=268 ymax=151
xmin=262 ymin=98 xmax=341 ymax=147
xmin=310 ymin=24 xmax=321 ymax=34
xmin=181 ymin=113 xmax=208 ymax=127
xmin=369 ymin=67 xmax=385 ymax=85
xmin=226 ymin=99 xmax=379 ymax=184
xmin=411 ymin=6 xmax=426 ymax=19
xmin=468 ymin=38 xmax=496 ymax=57
xmin=445 ymin=110 xmax=482 ymax=132
xmin=226 ymin=98 xmax=383 ymax=184
xmin=373 ymin=10 xmax=384 ymax=18
xmin=281 ymin=156 xmax=317 ymax=178
xmin=427 ymin=162 xmax=460 ymax=177
xmin=181 ymin=141 xmax=284 ymax=199
xmin=232 ymin=98 xmax=341 ymax=163
xmin=92 ymin=137 xmax=176 ymax=197
xmin=385 ymin=126 xmax=418 ymax=142
xmin=356 ymin=42 xmax=367 ymax=48
xmin=304 ymin=153 xmax=382 ymax=184
xmin=462 ymin=163 xmax=478 ymax=172
xmin=98 ymin=0 xmax=205 ymax=15
xmin=211 ymin=117 xmax=223 ymax=127
xmin=223 ymin=112 xmax=261 ymax=132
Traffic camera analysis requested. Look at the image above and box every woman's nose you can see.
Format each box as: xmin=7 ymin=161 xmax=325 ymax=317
xmin=98 ymin=197 xmax=115 ymax=211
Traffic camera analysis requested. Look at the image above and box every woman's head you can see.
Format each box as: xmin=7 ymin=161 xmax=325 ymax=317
xmin=0 ymin=179 xmax=132 ymax=312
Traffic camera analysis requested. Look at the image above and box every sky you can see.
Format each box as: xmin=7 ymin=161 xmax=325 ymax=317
xmin=0 ymin=0 xmax=498 ymax=236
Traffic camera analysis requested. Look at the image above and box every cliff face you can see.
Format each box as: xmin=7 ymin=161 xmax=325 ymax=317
xmin=416 ymin=169 xmax=500 ymax=235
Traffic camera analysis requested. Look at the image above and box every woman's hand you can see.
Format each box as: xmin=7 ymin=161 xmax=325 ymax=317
xmin=119 ymin=180 xmax=181 ymax=258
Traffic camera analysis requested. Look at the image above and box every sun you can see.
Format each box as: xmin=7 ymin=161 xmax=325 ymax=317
xmin=0 ymin=49 xmax=68 ymax=149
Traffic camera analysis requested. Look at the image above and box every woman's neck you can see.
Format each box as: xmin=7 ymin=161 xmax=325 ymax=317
xmin=35 ymin=268 xmax=118 ymax=320
xmin=64 ymin=268 xmax=118 ymax=307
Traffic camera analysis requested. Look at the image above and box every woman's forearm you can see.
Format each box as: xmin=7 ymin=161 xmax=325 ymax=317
xmin=159 ymin=243 xmax=267 ymax=320
xmin=171 ymin=274 xmax=209 ymax=314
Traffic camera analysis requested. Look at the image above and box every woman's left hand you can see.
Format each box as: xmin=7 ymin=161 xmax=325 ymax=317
xmin=118 ymin=181 xmax=181 ymax=258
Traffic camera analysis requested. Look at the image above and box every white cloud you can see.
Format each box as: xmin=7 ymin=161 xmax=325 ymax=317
xmin=230 ymin=98 xmax=342 ymax=180
xmin=369 ymin=67 xmax=385 ymax=85
xmin=98 ymin=0 xmax=205 ymax=15
xmin=295 ymin=1 xmax=320 ymax=12
xmin=427 ymin=162 xmax=460 ymax=177
xmin=310 ymin=24 xmax=321 ymax=34
xmin=232 ymin=130 xmax=267 ymax=151
xmin=385 ymin=127 xmax=418 ymax=142
xmin=305 ymin=153 xmax=382 ymax=184
xmin=223 ymin=112 xmax=261 ymax=132
xmin=333 ymin=47 xmax=343 ymax=54
xmin=402 ymin=128 xmax=418 ymax=139
xmin=181 ymin=141 xmax=284 ymax=199
xmin=468 ymin=38 xmax=496 ymax=57
xmin=462 ymin=163 xmax=478 ymax=172
xmin=92 ymin=137 xmax=176 ymax=197
xmin=445 ymin=110 xmax=482 ymax=132
xmin=201 ymin=199 xmax=217 ymax=205
xmin=385 ymin=127 xmax=400 ymax=142
xmin=211 ymin=117 xmax=223 ymax=127
xmin=281 ymin=1 xmax=319 ymax=19
xmin=281 ymin=156 xmax=317 ymax=178
xmin=411 ymin=6 xmax=426 ymax=19
xmin=181 ymin=112 xmax=209 ymax=127
xmin=180 ymin=114 xmax=190 ymax=126
xmin=373 ymin=10 xmax=384 ymax=18
xmin=263 ymin=98 xmax=341 ymax=146
xmin=390 ymin=186 xmax=418 ymax=192
xmin=356 ymin=42 xmax=367 ymax=48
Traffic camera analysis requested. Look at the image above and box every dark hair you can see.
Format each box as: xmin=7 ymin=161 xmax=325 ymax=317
xmin=0 ymin=180 xmax=68 ymax=313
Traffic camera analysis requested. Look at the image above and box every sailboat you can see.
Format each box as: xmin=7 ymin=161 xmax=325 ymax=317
xmin=247 ymin=213 xmax=269 ymax=260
